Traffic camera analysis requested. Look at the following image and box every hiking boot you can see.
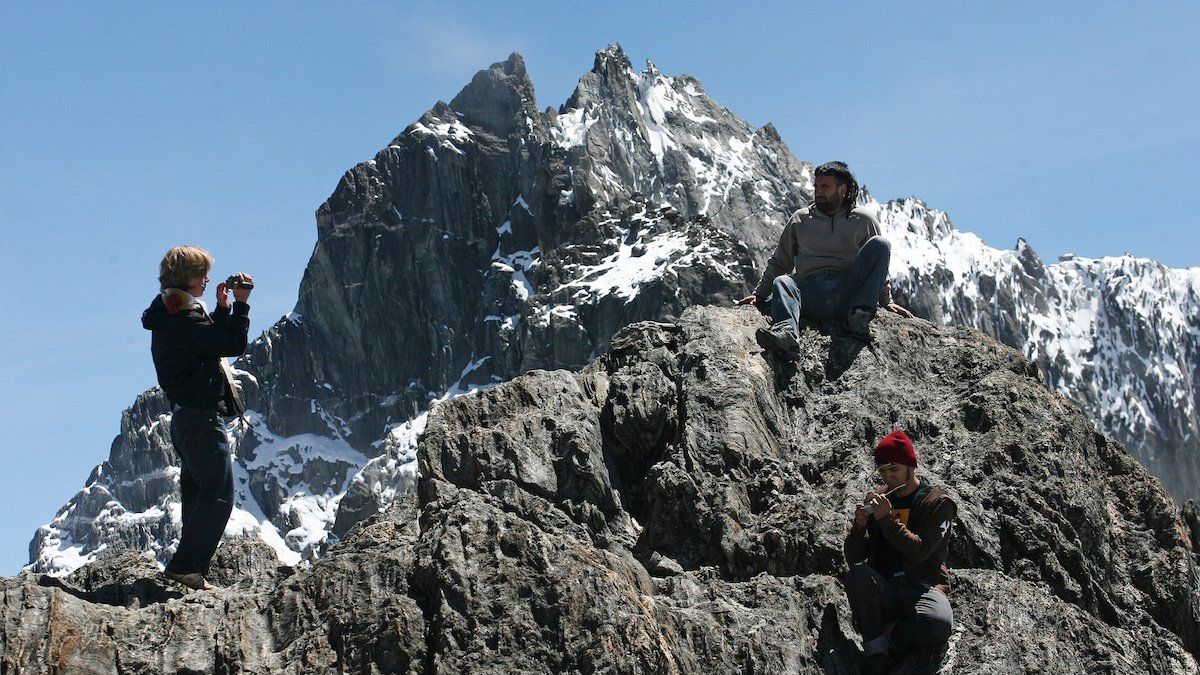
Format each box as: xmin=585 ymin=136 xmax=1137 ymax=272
xmin=163 ymin=571 xmax=210 ymax=590
xmin=756 ymin=321 xmax=800 ymax=360
xmin=847 ymin=308 xmax=875 ymax=342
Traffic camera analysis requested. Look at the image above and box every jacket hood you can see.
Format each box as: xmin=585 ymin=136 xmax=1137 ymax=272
xmin=142 ymin=289 xmax=196 ymax=330
xmin=142 ymin=296 xmax=167 ymax=330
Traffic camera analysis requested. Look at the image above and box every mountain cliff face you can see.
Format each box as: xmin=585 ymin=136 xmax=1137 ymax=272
xmin=4 ymin=309 xmax=1198 ymax=673
xmin=883 ymin=199 xmax=1200 ymax=500
xmin=27 ymin=45 xmax=1200 ymax=580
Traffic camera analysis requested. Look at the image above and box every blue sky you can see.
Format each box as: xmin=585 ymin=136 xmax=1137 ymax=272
xmin=1 ymin=2 xmax=1196 ymax=574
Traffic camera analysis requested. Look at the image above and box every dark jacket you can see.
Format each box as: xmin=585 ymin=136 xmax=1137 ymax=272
xmin=142 ymin=289 xmax=249 ymax=413
xmin=844 ymin=485 xmax=956 ymax=591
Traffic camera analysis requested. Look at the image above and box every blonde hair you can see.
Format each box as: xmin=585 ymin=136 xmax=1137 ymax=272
xmin=158 ymin=246 xmax=213 ymax=290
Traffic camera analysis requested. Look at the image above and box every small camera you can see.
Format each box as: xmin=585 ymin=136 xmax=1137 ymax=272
xmin=226 ymin=276 xmax=254 ymax=290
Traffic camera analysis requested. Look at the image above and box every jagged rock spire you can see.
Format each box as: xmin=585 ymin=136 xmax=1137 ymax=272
xmin=449 ymin=52 xmax=539 ymax=138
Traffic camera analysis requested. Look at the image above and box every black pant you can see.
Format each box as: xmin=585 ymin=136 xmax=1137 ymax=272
xmin=166 ymin=407 xmax=234 ymax=575
xmin=844 ymin=563 xmax=953 ymax=654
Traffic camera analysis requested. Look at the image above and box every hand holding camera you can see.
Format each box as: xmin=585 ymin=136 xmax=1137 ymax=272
xmin=216 ymin=273 xmax=254 ymax=308
xmin=854 ymin=501 xmax=871 ymax=527
xmin=854 ymin=483 xmax=906 ymax=526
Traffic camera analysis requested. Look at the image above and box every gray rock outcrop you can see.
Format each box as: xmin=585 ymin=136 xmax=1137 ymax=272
xmin=4 ymin=308 xmax=1197 ymax=673
xmin=27 ymin=45 xmax=1200 ymax=581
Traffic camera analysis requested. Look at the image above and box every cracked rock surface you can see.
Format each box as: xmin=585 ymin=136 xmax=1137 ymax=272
xmin=4 ymin=307 xmax=1197 ymax=674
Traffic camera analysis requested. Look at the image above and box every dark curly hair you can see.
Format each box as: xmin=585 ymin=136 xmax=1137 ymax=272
xmin=814 ymin=161 xmax=858 ymax=212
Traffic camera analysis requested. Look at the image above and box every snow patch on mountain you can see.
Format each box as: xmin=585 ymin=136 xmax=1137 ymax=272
xmin=553 ymin=107 xmax=597 ymax=150
xmin=407 ymin=116 xmax=474 ymax=156
xmin=31 ymin=492 xmax=174 ymax=577
xmin=492 ymin=246 xmax=540 ymax=303
xmin=555 ymin=204 xmax=742 ymax=304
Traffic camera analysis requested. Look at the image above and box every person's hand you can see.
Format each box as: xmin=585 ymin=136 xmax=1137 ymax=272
xmin=230 ymin=273 xmax=254 ymax=303
xmin=869 ymin=491 xmax=893 ymax=520
xmin=854 ymin=502 xmax=870 ymax=528
xmin=735 ymin=295 xmax=757 ymax=306
xmin=855 ymin=489 xmax=880 ymax=527
xmin=885 ymin=303 xmax=914 ymax=318
xmin=215 ymin=281 xmax=230 ymax=309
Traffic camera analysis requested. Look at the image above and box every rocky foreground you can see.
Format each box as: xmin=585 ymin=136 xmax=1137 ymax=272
xmin=4 ymin=307 xmax=1199 ymax=674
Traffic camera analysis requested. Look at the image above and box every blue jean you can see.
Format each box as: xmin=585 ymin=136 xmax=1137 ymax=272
xmin=770 ymin=235 xmax=891 ymax=333
xmin=166 ymin=407 xmax=234 ymax=575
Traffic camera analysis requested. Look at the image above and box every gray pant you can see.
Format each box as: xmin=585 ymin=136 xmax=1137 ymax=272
xmin=843 ymin=563 xmax=953 ymax=654
xmin=770 ymin=235 xmax=891 ymax=333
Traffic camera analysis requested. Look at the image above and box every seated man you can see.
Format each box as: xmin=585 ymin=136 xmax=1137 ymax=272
xmin=844 ymin=430 xmax=955 ymax=672
xmin=737 ymin=161 xmax=912 ymax=356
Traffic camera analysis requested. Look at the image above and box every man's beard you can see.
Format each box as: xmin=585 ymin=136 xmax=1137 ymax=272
xmin=815 ymin=196 xmax=842 ymax=214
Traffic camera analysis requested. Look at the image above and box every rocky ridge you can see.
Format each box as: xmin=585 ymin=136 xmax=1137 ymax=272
xmin=4 ymin=308 xmax=1198 ymax=673
xmin=882 ymin=198 xmax=1200 ymax=499
xmin=27 ymin=45 xmax=1200 ymax=579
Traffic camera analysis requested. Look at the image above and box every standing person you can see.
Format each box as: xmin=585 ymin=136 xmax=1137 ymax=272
xmin=141 ymin=246 xmax=253 ymax=590
xmin=737 ymin=161 xmax=913 ymax=356
xmin=843 ymin=430 xmax=955 ymax=673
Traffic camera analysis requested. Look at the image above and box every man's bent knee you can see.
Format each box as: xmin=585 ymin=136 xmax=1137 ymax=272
xmin=863 ymin=235 xmax=891 ymax=254
xmin=916 ymin=590 xmax=954 ymax=642
xmin=930 ymin=613 xmax=953 ymax=642
xmin=926 ymin=599 xmax=953 ymax=641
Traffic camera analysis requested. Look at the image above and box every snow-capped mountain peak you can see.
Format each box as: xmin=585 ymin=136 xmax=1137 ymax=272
xmin=27 ymin=47 xmax=1200 ymax=576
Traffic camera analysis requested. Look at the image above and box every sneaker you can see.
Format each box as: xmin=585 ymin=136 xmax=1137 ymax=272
xmin=756 ymin=320 xmax=800 ymax=360
xmin=847 ymin=308 xmax=875 ymax=342
xmin=163 ymin=570 xmax=209 ymax=591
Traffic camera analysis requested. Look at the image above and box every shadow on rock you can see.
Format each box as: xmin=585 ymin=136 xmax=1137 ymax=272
xmin=747 ymin=306 xmax=870 ymax=383
xmin=825 ymin=334 xmax=868 ymax=381
xmin=38 ymin=575 xmax=183 ymax=608
xmin=33 ymin=537 xmax=291 ymax=609
xmin=38 ymin=549 xmax=181 ymax=608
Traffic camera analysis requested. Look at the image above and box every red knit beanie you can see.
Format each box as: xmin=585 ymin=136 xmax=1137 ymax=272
xmin=874 ymin=430 xmax=917 ymax=467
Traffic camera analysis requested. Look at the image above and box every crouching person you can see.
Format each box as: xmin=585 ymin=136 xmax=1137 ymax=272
xmin=844 ymin=430 xmax=955 ymax=673
xmin=141 ymin=245 xmax=253 ymax=590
